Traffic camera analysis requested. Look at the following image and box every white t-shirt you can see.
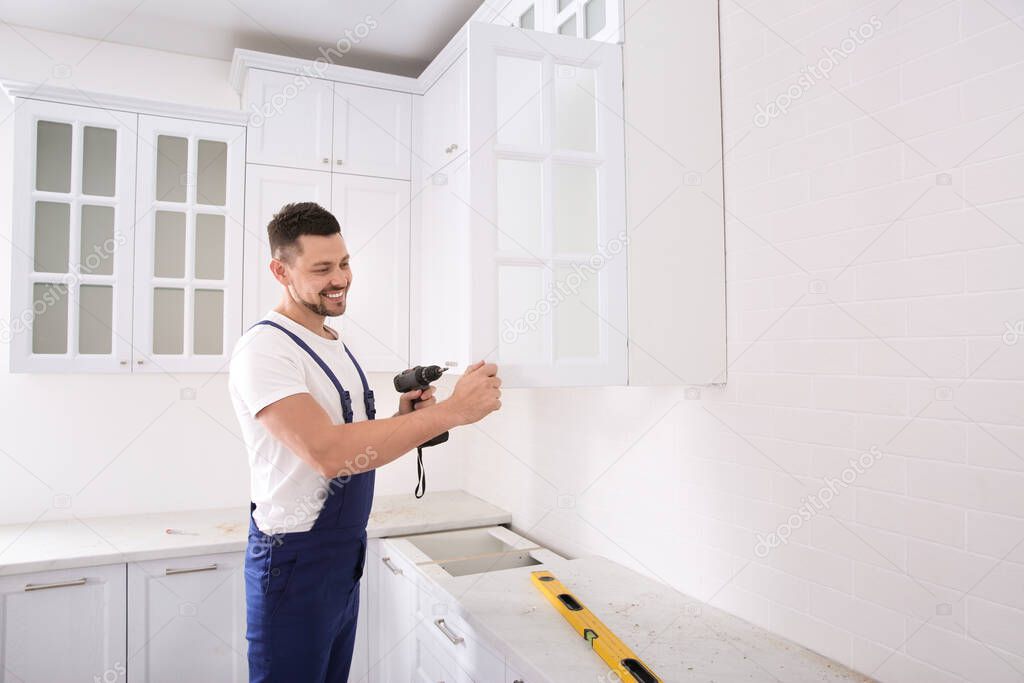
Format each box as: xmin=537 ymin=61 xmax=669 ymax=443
xmin=228 ymin=310 xmax=369 ymax=535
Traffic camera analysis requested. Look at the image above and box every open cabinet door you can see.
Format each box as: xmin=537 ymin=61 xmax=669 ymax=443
xmin=466 ymin=22 xmax=627 ymax=387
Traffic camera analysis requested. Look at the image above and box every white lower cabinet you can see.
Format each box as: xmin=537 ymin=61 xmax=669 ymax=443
xmin=369 ymin=535 xmax=532 ymax=683
xmin=369 ymin=539 xmax=417 ymax=681
xmin=0 ymin=564 xmax=127 ymax=683
xmin=127 ymin=551 xmax=247 ymax=682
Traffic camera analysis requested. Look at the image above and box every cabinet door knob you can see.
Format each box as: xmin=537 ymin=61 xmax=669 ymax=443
xmin=445 ymin=143 xmax=459 ymax=154
xmin=120 ymin=360 xmax=128 ymax=366
xmin=336 ymin=159 xmax=344 ymax=166
xmin=322 ymin=157 xmax=330 ymax=164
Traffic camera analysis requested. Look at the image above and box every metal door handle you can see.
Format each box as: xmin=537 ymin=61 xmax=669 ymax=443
xmin=434 ymin=618 xmax=464 ymax=645
xmin=165 ymin=563 xmax=218 ymax=576
xmin=381 ymin=556 xmax=403 ymax=575
xmin=25 ymin=577 xmax=87 ymax=591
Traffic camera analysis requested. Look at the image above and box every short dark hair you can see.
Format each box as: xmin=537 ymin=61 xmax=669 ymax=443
xmin=267 ymin=202 xmax=341 ymax=262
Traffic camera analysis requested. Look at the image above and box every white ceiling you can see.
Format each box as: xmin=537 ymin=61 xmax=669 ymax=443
xmin=0 ymin=0 xmax=490 ymax=76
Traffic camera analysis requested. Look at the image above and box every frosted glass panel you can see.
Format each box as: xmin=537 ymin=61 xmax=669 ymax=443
xmin=553 ymin=164 xmax=598 ymax=253
xmin=497 ymin=160 xmax=543 ymax=255
xmin=35 ymin=121 xmax=71 ymax=193
xmin=193 ymin=289 xmax=224 ymax=355
xmin=153 ymin=287 xmax=184 ymax=354
xmin=82 ymin=126 xmax=116 ymax=196
xmin=555 ymin=66 xmax=597 ymax=152
xmin=195 ymin=214 xmax=226 ymax=279
xmin=80 ymin=205 xmax=115 ymax=275
xmin=498 ymin=266 xmax=545 ymax=363
xmin=519 ymin=6 xmax=535 ymax=29
xmin=585 ymin=0 xmax=607 ymax=37
xmin=32 ymin=283 xmax=68 ymax=354
xmin=34 ymin=201 xmax=70 ymax=273
xmin=558 ymin=15 xmax=577 ymax=35
xmin=79 ymin=285 xmax=113 ymax=354
xmin=495 ymin=56 xmax=543 ymax=148
xmin=154 ymin=211 xmax=186 ymax=278
xmin=196 ymin=140 xmax=227 ymax=206
xmin=156 ymin=135 xmax=188 ymax=202
xmin=554 ymin=265 xmax=599 ymax=359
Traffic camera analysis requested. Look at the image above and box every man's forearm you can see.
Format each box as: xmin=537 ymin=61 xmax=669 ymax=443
xmin=312 ymin=403 xmax=460 ymax=477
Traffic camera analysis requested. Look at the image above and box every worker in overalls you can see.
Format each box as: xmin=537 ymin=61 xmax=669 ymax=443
xmin=228 ymin=202 xmax=502 ymax=682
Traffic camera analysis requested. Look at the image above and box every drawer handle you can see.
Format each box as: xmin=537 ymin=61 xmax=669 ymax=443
xmin=434 ymin=618 xmax=464 ymax=645
xmin=165 ymin=563 xmax=218 ymax=576
xmin=24 ymin=577 xmax=86 ymax=592
xmin=322 ymin=157 xmax=330 ymax=164
xmin=381 ymin=556 xmax=403 ymax=575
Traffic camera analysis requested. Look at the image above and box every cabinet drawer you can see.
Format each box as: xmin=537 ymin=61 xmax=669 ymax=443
xmin=420 ymin=605 xmax=506 ymax=683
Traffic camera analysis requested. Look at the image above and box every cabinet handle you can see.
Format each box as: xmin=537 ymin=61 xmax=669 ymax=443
xmin=445 ymin=143 xmax=459 ymax=154
xmin=322 ymin=157 xmax=330 ymax=164
xmin=165 ymin=563 xmax=218 ymax=576
xmin=336 ymin=159 xmax=344 ymax=166
xmin=381 ymin=556 xmax=403 ymax=575
xmin=434 ymin=618 xmax=464 ymax=645
xmin=25 ymin=577 xmax=87 ymax=592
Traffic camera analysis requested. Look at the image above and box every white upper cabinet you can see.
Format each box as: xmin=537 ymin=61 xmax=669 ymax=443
xmin=415 ymin=23 xmax=627 ymax=387
xmin=332 ymin=82 xmax=412 ymax=180
xmin=242 ymin=164 xmax=333 ymax=327
xmin=10 ymin=99 xmax=137 ymax=373
xmin=132 ymin=114 xmax=245 ymax=373
xmin=243 ymin=69 xmax=334 ymax=172
xmin=417 ymin=52 xmax=468 ymax=175
xmin=330 ymin=174 xmax=410 ymax=372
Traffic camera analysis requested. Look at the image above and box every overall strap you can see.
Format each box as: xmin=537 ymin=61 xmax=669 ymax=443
xmin=251 ymin=320 xmax=369 ymax=423
xmin=342 ymin=344 xmax=376 ymax=420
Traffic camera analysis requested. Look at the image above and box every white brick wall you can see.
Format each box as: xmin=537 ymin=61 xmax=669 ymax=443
xmin=458 ymin=1 xmax=1024 ymax=681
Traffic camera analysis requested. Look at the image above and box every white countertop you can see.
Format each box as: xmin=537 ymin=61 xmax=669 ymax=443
xmin=0 ymin=489 xmax=511 ymax=577
xmin=436 ymin=555 xmax=869 ymax=682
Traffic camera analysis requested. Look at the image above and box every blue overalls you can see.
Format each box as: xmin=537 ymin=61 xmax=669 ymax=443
xmin=244 ymin=319 xmax=377 ymax=683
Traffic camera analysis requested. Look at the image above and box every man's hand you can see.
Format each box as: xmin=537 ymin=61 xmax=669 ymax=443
xmin=443 ymin=360 xmax=502 ymax=426
xmin=396 ymin=385 xmax=437 ymax=416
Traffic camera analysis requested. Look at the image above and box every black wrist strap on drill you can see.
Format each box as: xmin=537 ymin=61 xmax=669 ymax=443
xmin=415 ymin=446 xmax=426 ymax=499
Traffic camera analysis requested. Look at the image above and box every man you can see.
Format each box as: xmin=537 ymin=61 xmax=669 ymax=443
xmin=228 ymin=202 xmax=502 ymax=682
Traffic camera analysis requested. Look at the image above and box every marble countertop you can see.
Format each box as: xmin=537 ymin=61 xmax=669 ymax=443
xmin=0 ymin=489 xmax=510 ymax=577
xmin=436 ymin=555 xmax=870 ymax=683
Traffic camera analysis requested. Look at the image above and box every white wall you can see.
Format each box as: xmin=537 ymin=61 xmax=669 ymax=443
xmin=458 ymin=1 xmax=1024 ymax=682
xmin=0 ymin=25 xmax=463 ymax=526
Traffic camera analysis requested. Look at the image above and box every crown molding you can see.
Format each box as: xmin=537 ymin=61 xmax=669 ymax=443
xmin=0 ymin=80 xmax=248 ymax=125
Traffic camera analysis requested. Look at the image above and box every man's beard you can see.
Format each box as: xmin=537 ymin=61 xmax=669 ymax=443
xmin=290 ymin=285 xmax=338 ymax=317
xmin=301 ymin=298 xmax=331 ymax=317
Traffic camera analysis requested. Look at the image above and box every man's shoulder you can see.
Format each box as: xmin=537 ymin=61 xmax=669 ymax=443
xmin=230 ymin=322 xmax=301 ymax=373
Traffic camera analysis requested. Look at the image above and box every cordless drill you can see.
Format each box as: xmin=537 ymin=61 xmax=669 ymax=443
xmin=393 ymin=365 xmax=450 ymax=448
xmin=394 ymin=365 xmax=451 ymax=499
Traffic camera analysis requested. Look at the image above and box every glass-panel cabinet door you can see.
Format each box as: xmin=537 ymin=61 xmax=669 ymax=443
xmin=9 ymin=100 xmax=136 ymax=372
xmin=133 ymin=115 xmax=244 ymax=372
xmin=467 ymin=22 xmax=626 ymax=386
